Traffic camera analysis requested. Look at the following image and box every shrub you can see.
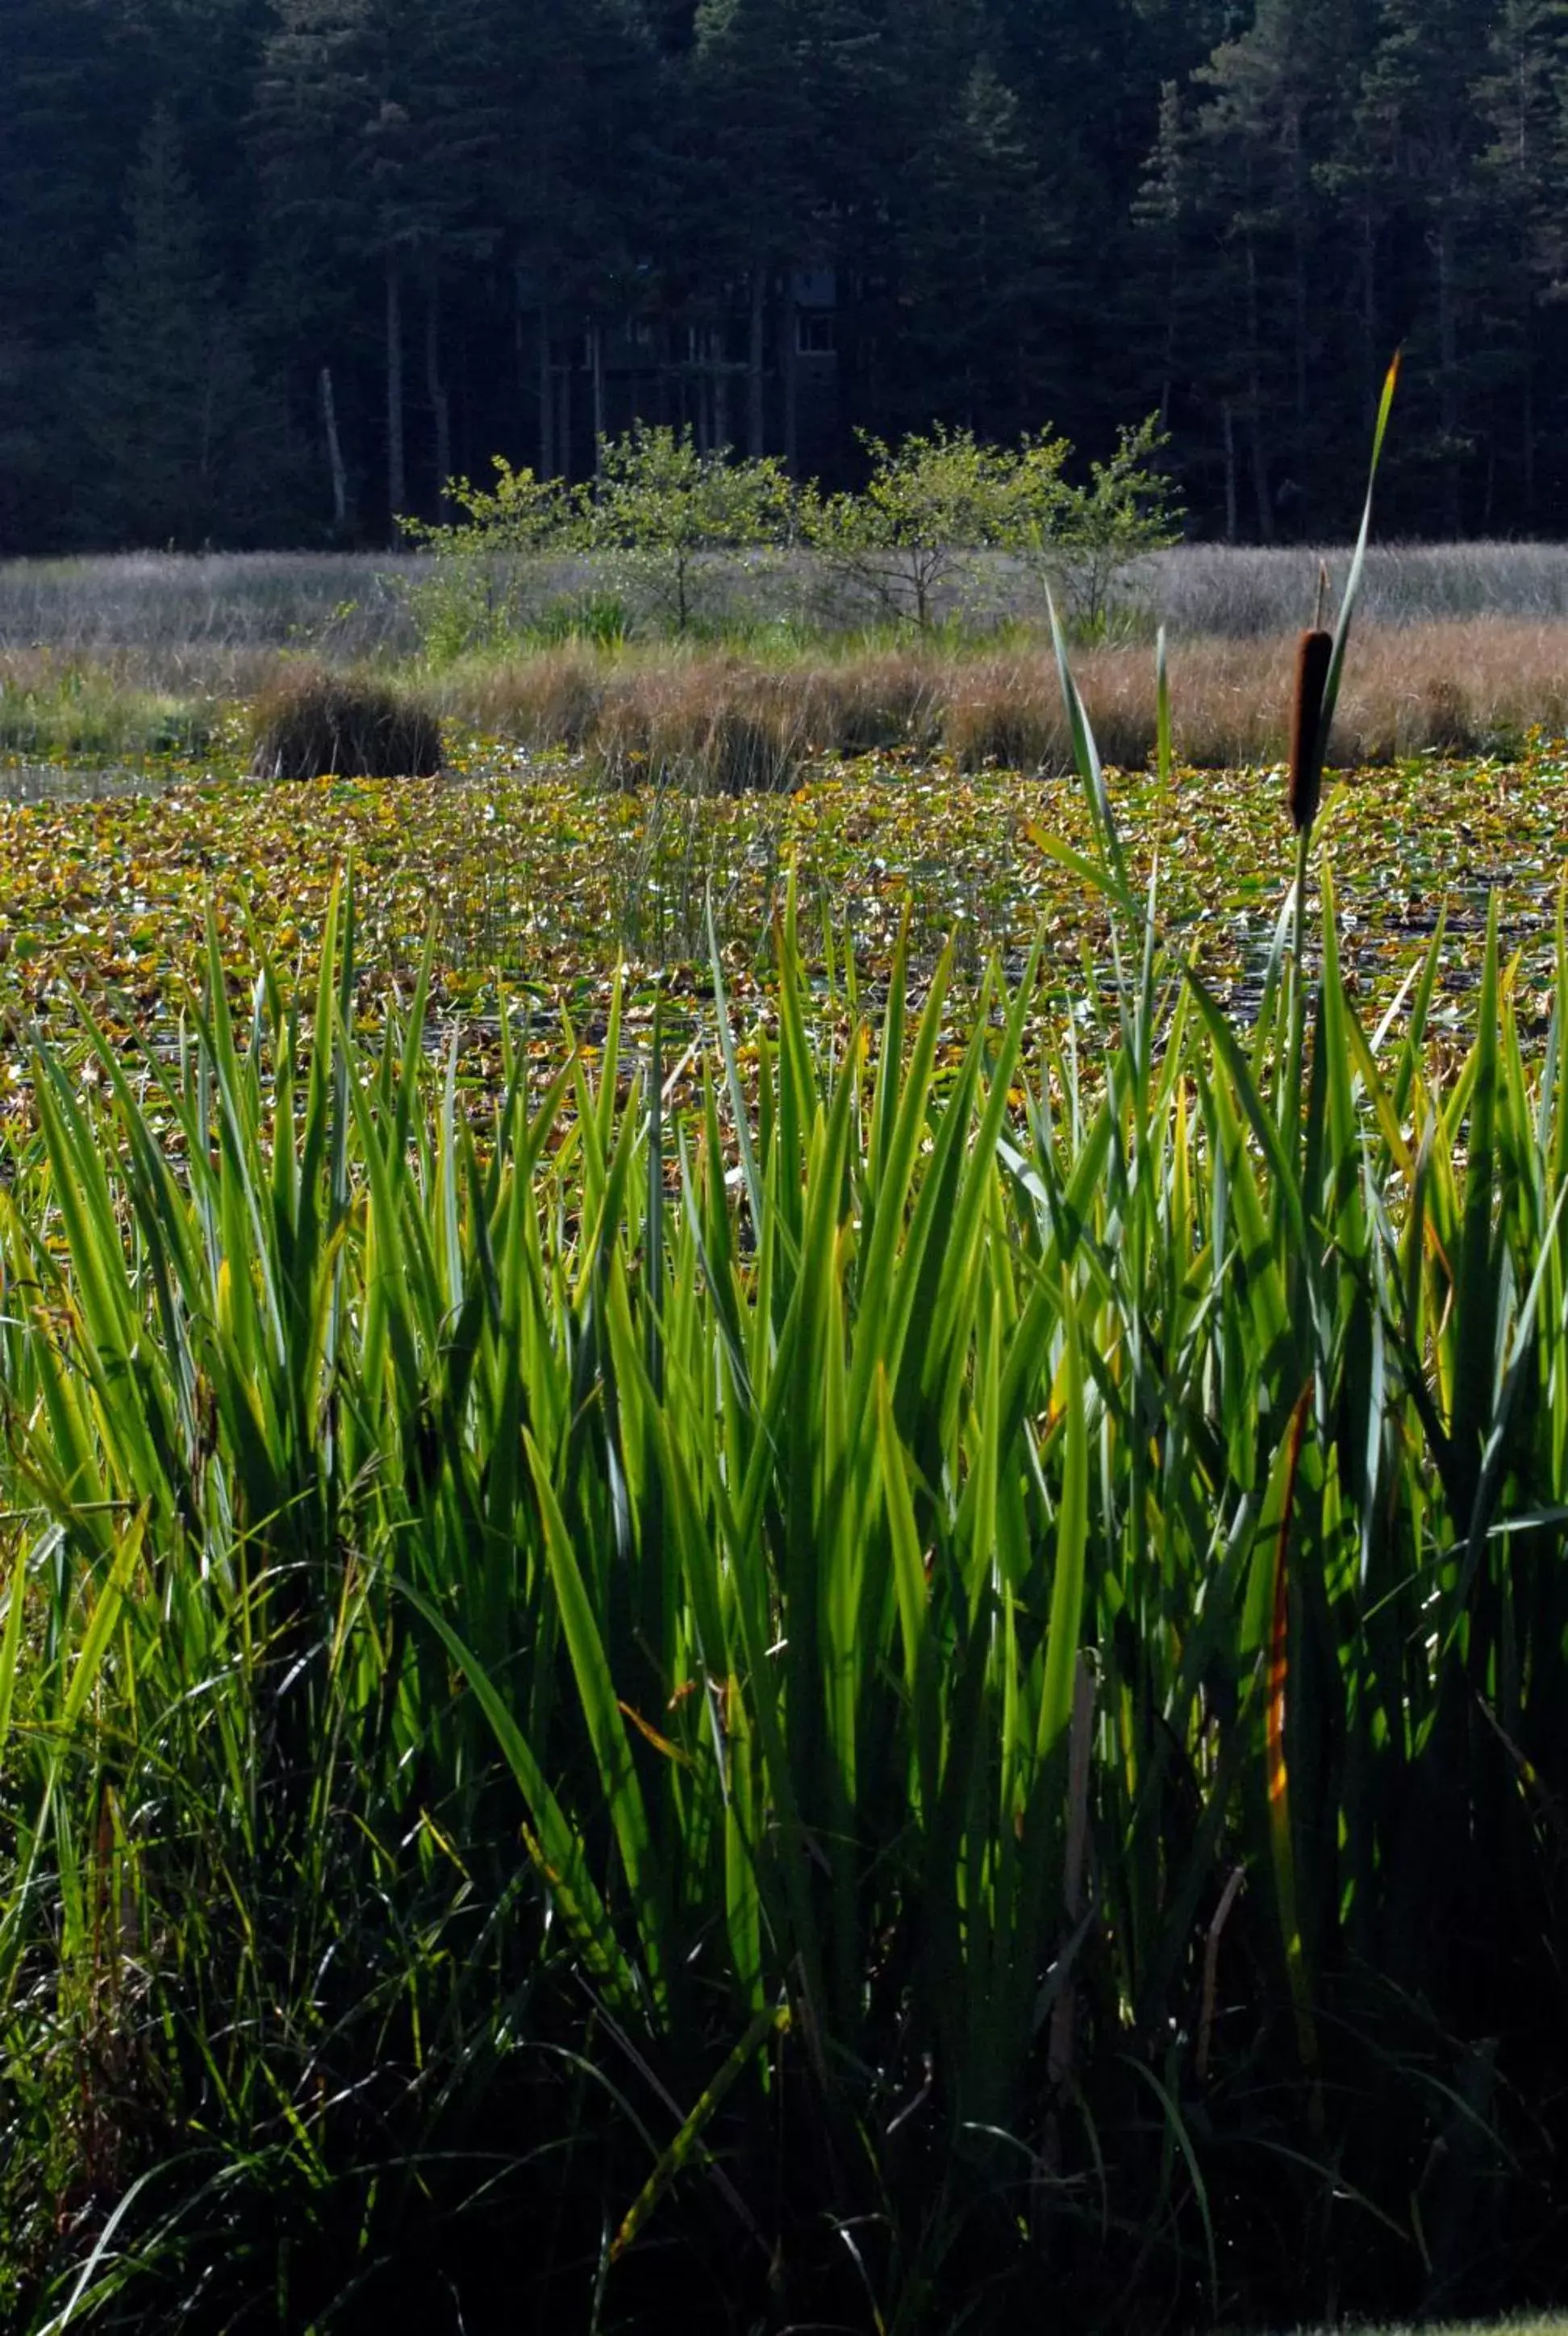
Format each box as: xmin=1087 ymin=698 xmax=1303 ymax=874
xmin=582 ymin=425 xmax=796 ymax=637
xmin=248 ymin=663 xmax=442 ymax=778
xmin=399 ymin=458 xmax=575 ymax=663
xmin=802 ymin=424 xmax=1033 ymax=632
xmin=1015 ymin=410 xmax=1183 ymax=636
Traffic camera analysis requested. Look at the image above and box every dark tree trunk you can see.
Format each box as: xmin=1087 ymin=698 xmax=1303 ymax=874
xmin=424 ymin=276 xmax=451 ymax=520
xmin=1361 ymin=210 xmax=1379 ymax=432
xmin=385 ymin=251 xmax=406 ymax=528
xmin=1223 ymin=397 xmax=1237 ymax=544
xmin=1436 ymin=206 xmax=1462 ymax=534
xmin=319 ymin=365 xmax=347 ymax=532
xmin=1521 ymin=288 xmax=1537 ymax=521
xmin=748 ymin=264 xmax=766 ymax=456
xmin=1245 ymin=240 xmax=1273 ymax=541
xmin=782 ymin=277 xmax=799 ymax=475
xmin=557 ymin=351 xmax=572 ymax=479
xmin=537 ymin=296 xmax=554 ymax=478
xmin=714 ymin=330 xmax=730 ymax=449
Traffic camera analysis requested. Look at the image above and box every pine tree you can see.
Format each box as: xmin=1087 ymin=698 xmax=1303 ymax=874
xmin=1159 ymin=0 xmax=1374 ymax=537
xmin=1471 ymin=0 xmax=1568 ymax=520
xmin=1355 ymin=0 xmax=1487 ymax=532
xmin=898 ymin=56 xmax=1063 ymax=440
xmin=689 ymin=0 xmax=819 ymax=456
xmin=257 ymin=0 xmax=495 ymax=526
xmin=76 ymin=109 xmax=296 ymax=545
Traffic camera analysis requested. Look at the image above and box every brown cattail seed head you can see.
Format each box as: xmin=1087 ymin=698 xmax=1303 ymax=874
xmin=1288 ymin=627 xmax=1332 ymax=834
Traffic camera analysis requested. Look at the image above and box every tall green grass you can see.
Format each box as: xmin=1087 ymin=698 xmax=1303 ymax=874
xmin=1 ymin=817 xmax=1566 ymax=2326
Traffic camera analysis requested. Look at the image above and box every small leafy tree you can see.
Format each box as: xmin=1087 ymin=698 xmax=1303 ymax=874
xmin=583 ymin=423 xmax=794 ymax=636
xmin=1016 ymin=413 xmax=1182 ymax=636
xmin=803 ymin=424 xmax=1037 ymax=632
xmin=400 ymin=457 xmax=573 ymax=664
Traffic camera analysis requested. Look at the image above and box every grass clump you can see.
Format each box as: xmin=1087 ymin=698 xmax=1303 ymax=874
xmin=0 ymin=653 xmax=216 ymax=760
xmin=431 ymin=618 xmax=1567 ymax=787
xmin=248 ymin=661 xmax=443 ymax=779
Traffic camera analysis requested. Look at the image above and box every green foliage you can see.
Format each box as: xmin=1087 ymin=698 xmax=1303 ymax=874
xmin=402 ymin=432 xmax=796 ymax=653
xmin=1019 ymin=411 xmax=1185 ymax=635
xmin=400 ymin=416 xmax=1179 ymax=655
xmin=3 ymin=807 xmax=1568 ymax=2326
xmin=803 ymin=422 xmax=1036 ymax=631
xmin=799 ymin=419 xmax=1179 ymax=636
xmin=74 ymin=110 xmax=303 ymax=550
xmin=10 ymin=364 xmax=1568 ymax=2326
xmin=0 ymin=664 xmax=216 ymax=759
xmin=403 ymin=416 xmax=1178 ymax=655
xmin=399 ymin=457 xmax=575 ymax=664
xmin=582 ymin=423 xmax=796 ymax=636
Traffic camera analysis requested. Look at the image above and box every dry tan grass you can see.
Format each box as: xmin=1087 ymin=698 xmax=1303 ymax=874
xmin=442 ymin=646 xmax=945 ymax=789
xmin=249 ymin=665 xmax=442 ymax=780
xmin=444 ymin=621 xmax=1568 ymax=780
xmin=1089 ymin=619 xmax=1566 ymax=769
xmin=444 ymin=646 xmax=607 ymax=749
xmin=10 ymin=617 xmax=1567 ymax=783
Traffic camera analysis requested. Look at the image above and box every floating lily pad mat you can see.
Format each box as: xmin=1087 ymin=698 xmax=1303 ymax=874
xmin=0 ymin=747 xmax=1564 ymax=1087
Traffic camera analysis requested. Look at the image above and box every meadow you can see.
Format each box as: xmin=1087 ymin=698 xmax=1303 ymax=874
xmin=2 ymin=506 xmax=1568 ymax=2330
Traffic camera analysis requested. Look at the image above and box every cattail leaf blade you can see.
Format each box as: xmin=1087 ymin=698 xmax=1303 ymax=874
xmin=1319 ymin=348 xmax=1401 ymax=753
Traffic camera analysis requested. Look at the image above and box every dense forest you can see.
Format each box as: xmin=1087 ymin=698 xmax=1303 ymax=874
xmin=3 ymin=0 xmax=1566 ymax=553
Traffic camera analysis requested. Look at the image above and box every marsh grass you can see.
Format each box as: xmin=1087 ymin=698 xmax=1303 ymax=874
xmin=4 ymin=707 xmax=1568 ymax=2330
xmin=6 ymin=555 xmax=1568 ymax=785
xmin=0 ymin=656 xmax=221 ymax=760
xmin=13 ymin=543 xmax=1568 ymax=667
xmin=248 ymin=663 xmax=443 ymax=779
xmin=441 ymin=621 xmax=1566 ymax=781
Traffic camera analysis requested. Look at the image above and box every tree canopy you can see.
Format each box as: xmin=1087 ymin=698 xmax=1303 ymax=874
xmin=1 ymin=0 xmax=1563 ymax=549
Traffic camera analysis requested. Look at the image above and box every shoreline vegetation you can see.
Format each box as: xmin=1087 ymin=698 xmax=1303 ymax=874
xmin=2 ymin=615 xmax=1566 ymax=780
xmin=4 ymin=740 xmax=1568 ymax=2329
xmin=7 ymin=527 xmax=1568 ymax=780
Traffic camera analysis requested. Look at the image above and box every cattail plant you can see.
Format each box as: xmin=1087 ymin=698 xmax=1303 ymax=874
xmin=1287 ymin=614 xmax=1332 ymax=834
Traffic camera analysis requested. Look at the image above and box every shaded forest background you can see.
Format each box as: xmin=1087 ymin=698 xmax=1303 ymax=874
xmin=4 ymin=0 xmax=1566 ymax=556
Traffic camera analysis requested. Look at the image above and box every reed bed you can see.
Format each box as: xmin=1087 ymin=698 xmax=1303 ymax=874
xmin=4 ymin=408 xmax=1568 ymax=2326
xmin=2 ymin=783 xmax=1567 ymax=2326
xmin=6 ymin=618 xmax=1567 ymax=782
xmin=11 ymin=544 xmax=1568 ymax=670
xmin=439 ymin=619 xmax=1568 ymax=786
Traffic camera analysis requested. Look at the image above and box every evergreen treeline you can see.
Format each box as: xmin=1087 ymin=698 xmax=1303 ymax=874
xmin=5 ymin=0 xmax=1567 ymax=554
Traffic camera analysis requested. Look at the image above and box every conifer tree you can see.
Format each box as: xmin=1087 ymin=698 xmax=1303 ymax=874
xmin=1472 ymin=0 xmax=1568 ymax=518
xmin=76 ymin=108 xmax=294 ymax=545
xmin=1356 ymin=0 xmax=1485 ymax=532
xmin=690 ymin=0 xmax=819 ymax=456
